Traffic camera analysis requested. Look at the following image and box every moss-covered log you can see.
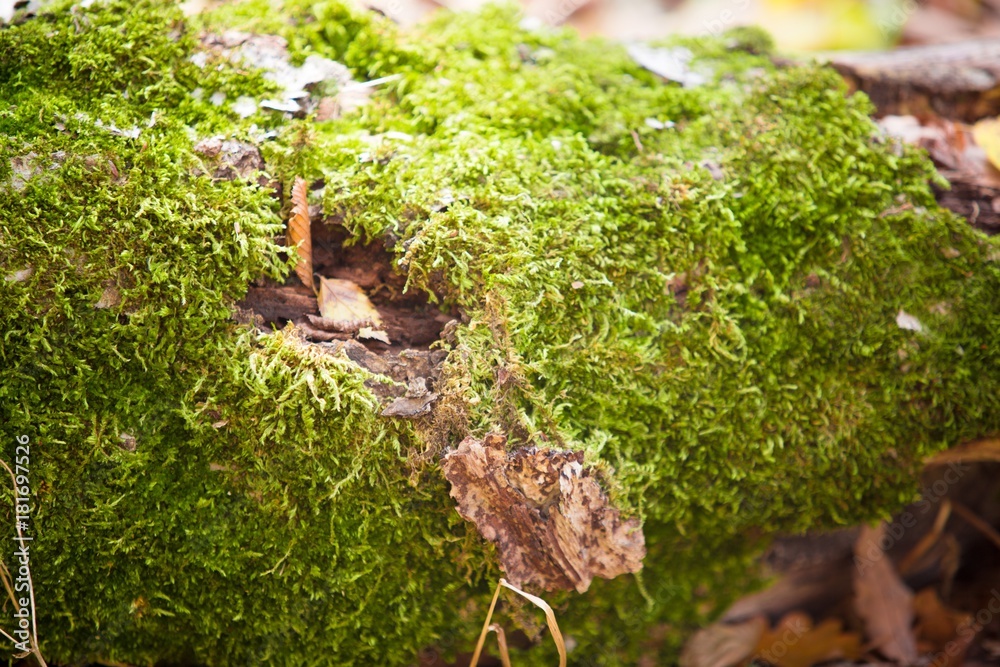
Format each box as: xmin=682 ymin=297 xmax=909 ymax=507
xmin=2 ymin=1 xmax=1000 ymax=664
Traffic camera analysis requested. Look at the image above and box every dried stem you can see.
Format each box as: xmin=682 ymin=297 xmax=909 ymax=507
xmin=467 ymin=578 xmax=566 ymax=667
xmin=0 ymin=457 xmax=47 ymax=666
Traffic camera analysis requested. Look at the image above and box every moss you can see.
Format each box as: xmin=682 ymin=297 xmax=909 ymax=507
xmin=2 ymin=1 xmax=1000 ymax=665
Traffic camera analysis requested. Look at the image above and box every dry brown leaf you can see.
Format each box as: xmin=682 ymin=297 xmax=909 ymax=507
xmin=679 ymin=616 xmax=766 ymax=667
xmin=318 ymin=277 xmax=381 ymax=330
xmin=853 ymin=523 xmax=919 ymax=664
xmin=287 ymin=176 xmax=313 ymax=292
xmin=926 ymin=437 xmax=1000 ymax=466
xmin=751 ymin=612 xmax=861 ymax=667
xmin=441 ymin=433 xmax=645 ymax=593
xmin=914 ymin=587 xmax=974 ymax=667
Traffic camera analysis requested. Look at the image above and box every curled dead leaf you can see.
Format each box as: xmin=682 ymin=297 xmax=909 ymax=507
xmin=914 ymin=587 xmax=972 ymax=658
xmin=853 ymin=523 xmax=919 ymax=664
xmin=288 ymin=176 xmax=313 ymax=292
xmin=381 ymin=378 xmax=437 ymax=419
xmin=441 ymin=434 xmax=645 ymax=593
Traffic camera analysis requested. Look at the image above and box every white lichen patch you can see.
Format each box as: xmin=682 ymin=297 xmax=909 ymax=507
xmin=895 ymin=309 xmax=924 ymax=333
xmin=199 ymin=31 xmax=355 ymax=116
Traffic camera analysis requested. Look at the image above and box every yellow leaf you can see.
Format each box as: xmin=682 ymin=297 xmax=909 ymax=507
xmin=318 ymin=277 xmax=381 ymax=328
xmin=287 ymin=176 xmax=313 ymax=292
xmin=973 ymin=117 xmax=1000 ymax=173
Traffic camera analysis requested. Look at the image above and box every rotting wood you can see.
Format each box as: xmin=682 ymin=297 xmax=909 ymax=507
xmin=825 ymin=39 xmax=1000 ymax=122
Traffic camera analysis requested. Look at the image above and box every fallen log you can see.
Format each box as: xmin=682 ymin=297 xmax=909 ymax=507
xmin=3 ymin=2 xmax=1000 ymax=665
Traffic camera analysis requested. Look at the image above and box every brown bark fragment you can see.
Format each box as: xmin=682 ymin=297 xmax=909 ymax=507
xmin=826 ymin=39 xmax=1000 ymax=122
xmin=441 ymin=434 xmax=645 ymax=593
xmin=238 ymin=286 xmax=318 ymax=322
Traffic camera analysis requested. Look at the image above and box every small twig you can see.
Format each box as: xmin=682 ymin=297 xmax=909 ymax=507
xmin=951 ymin=501 xmax=1000 ymax=552
xmin=899 ymin=499 xmax=952 ymax=576
xmin=630 ymin=129 xmax=644 ymax=153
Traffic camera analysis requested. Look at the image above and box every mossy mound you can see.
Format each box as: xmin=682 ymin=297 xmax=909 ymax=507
xmin=2 ymin=1 xmax=1000 ymax=664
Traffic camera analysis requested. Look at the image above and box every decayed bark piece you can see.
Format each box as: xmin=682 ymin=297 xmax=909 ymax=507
xmin=441 ymin=433 xmax=645 ymax=593
xmin=238 ymin=285 xmax=318 ymax=322
xmin=193 ymin=136 xmax=266 ymax=182
xmin=877 ymin=115 xmax=1000 ymax=234
xmin=827 ymin=39 xmax=1000 ymax=122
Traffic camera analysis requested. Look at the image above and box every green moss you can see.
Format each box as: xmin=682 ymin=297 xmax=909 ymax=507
xmin=2 ymin=1 xmax=1000 ymax=665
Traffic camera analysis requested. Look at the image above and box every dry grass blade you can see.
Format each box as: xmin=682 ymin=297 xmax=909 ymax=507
xmin=468 ymin=579 xmax=504 ymax=667
xmin=468 ymin=578 xmax=567 ymax=667
xmin=287 ymin=176 xmax=314 ymax=293
xmin=488 ymin=624 xmax=513 ymax=667
xmin=0 ymin=457 xmax=47 ymax=666
xmin=499 ymin=579 xmax=567 ymax=666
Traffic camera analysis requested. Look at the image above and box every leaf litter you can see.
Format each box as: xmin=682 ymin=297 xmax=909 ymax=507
xmin=682 ymin=451 xmax=1000 ymax=667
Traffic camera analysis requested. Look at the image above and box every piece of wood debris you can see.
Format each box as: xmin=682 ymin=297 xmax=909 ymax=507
xmin=441 ymin=433 xmax=645 ymax=593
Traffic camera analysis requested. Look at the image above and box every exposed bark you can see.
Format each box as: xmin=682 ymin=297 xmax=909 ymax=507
xmin=826 ymin=39 xmax=1000 ymax=123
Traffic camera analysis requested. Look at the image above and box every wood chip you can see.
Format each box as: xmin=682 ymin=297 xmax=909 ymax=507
xmin=357 ymin=326 xmax=390 ymax=344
